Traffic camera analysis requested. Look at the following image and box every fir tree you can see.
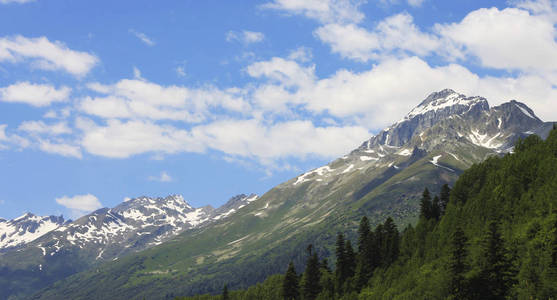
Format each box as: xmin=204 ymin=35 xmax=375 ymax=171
xmin=381 ymin=217 xmax=400 ymax=266
xmin=372 ymin=224 xmax=385 ymax=268
xmin=335 ymin=233 xmax=347 ymax=294
xmin=432 ymin=196 xmax=441 ymax=221
xmin=420 ymin=188 xmax=433 ymax=219
xmin=283 ymin=261 xmax=299 ymax=300
xmin=447 ymin=227 xmax=469 ymax=300
xmin=222 ymin=284 xmax=229 ymax=300
xmin=320 ymin=258 xmax=331 ymax=273
xmin=345 ymin=240 xmax=356 ymax=279
xmin=439 ymin=184 xmax=451 ymax=214
xmin=302 ymin=245 xmax=321 ymax=300
xmin=355 ymin=216 xmax=373 ymax=290
xmin=477 ymin=221 xmax=515 ymax=299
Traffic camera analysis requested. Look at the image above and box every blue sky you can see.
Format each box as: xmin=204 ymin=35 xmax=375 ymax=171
xmin=1 ymin=0 xmax=556 ymax=219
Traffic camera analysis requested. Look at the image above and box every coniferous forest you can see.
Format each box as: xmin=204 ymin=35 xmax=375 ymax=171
xmin=177 ymin=128 xmax=557 ymax=299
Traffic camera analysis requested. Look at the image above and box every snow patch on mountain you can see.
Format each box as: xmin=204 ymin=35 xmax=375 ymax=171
xmin=0 ymin=214 xmax=65 ymax=250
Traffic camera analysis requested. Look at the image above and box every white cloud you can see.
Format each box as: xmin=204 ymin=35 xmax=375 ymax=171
xmin=79 ymin=119 xmax=203 ymax=158
xmin=0 ymin=82 xmax=70 ymax=107
xmin=43 ymin=107 xmax=71 ymax=119
xmin=288 ymin=47 xmax=313 ymax=62
xmin=261 ymin=0 xmax=365 ymax=24
xmin=149 ymin=171 xmax=173 ymax=182
xmin=407 ymin=0 xmax=425 ymax=7
xmin=436 ymin=7 xmax=557 ymax=72
xmin=315 ymin=23 xmax=379 ymax=61
xmin=191 ymin=119 xmax=371 ymax=162
xmin=38 ymin=140 xmax=82 ymax=158
xmin=0 ymin=35 xmax=98 ymax=77
xmin=18 ymin=120 xmax=72 ymax=135
xmin=75 ymin=116 xmax=370 ymax=166
xmin=55 ymin=194 xmax=102 ymax=218
xmin=511 ymin=0 xmax=557 ymax=19
xmin=80 ymin=79 xmax=250 ymax=122
xmin=226 ymin=30 xmax=265 ymax=44
xmin=0 ymin=124 xmax=30 ymax=149
xmin=129 ymin=29 xmax=155 ymax=46
xmin=314 ymin=13 xmax=440 ymax=62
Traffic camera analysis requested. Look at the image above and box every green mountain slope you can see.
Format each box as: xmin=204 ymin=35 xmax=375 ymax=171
xmin=28 ymin=90 xmax=556 ymax=299
xmin=176 ymin=126 xmax=557 ymax=300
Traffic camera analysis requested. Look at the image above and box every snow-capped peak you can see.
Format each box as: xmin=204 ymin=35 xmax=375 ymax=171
xmin=404 ymin=89 xmax=486 ymax=120
xmin=0 ymin=214 xmax=65 ymax=250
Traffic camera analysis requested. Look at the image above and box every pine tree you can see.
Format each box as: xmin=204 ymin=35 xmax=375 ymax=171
xmin=447 ymin=227 xmax=469 ymax=299
xmin=357 ymin=216 xmax=371 ymax=254
xmin=420 ymin=188 xmax=433 ymax=219
xmin=356 ymin=216 xmax=373 ymax=290
xmin=382 ymin=217 xmax=400 ymax=266
xmin=283 ymin=261 xmax=299 ymax=300
xmin=478 ymin=221 xmax=515 ymax=299
xmin=335 ymin=233 xmax=347 ymax=294
xmin=374 ymin=224 xmax=384 ymax=267
xmin=320 ymin=258 xmax=331 ymax=273
xmin=432 ymin=196 xmax=441 ymax=221
xmin=439 ymin=184 xmax=451 ymax=214
xmin=302 ymin=245 xmax=321 ymax=300
xmin=222 ymin=284 xmax=229 ymax=300
xmin=345 ymin=240 xmax=356 ymax=279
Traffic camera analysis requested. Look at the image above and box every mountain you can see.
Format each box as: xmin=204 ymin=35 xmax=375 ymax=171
xmin=0 ymin=193 xmax=257 ymax=299
xmin=0 ymin=214 xmax=65 ymax=252
xmin=8 ymin=89 xmax=556 ymax=300
xmin=177 ymin=125 xmax=557 ymax=300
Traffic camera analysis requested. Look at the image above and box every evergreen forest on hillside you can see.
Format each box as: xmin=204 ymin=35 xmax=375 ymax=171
xmin=176 ymin=127 xmax=557 ymax=299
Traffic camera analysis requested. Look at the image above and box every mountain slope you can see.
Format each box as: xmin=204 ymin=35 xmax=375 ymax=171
xmin=0 ymin=214 xmax=65 ymax=252
xmin=0 ymin=194 xmax=257 ymax=300
xmin=30 ymin=89 xmax=556 ymax=300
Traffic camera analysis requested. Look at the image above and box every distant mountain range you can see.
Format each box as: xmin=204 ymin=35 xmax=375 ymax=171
xmin=0 ymin=193 xmax=257 ymax=299
xmin=1 ymin=89 xmax=554 ymax=300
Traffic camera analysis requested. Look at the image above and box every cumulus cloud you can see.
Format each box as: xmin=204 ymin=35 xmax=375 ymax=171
xmin=261 ymin=0 xmax=365 ymax=24
xmin=436 ymin=7 xmax=557 ymax=73
xmin=129 ymin=29 xmax=155 ymax=46
xmin=148 ymin=171 xmax=173 ymax=182
xmin=18 ymin=120 xmax=72 ymax=136
xmin=0 ymin=124 xmax=30 ymax=149
xmin=38 ymin=140 xmax=82 ymax=158
xmin=55 ymin=194 xmax=102 ymax=218
xmin=314 ymin=13 xmax=440 ymax=62
xmin=288 ymin=47 xmax=313 ymax=62
xmin=0 ymin=35 xmax=98 ymax=77
xmin=0 ymin=82 xmax=71 ymax=107
xmin=80 ymin=78 xmax=250 ymax=122
xmin=79 ymin=119 xmax=202 ymax=158
xmin=190 ymin=119 xmax=371 ymax=162
xmin=226 ymin=30 xmax=265 ymax=44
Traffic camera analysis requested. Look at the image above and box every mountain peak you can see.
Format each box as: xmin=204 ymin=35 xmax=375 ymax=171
xmin=406 ymin=89 xmax=487 ymax=120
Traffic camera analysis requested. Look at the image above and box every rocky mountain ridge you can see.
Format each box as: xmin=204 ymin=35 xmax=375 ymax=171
xmin=0 ymin=193 xmax=258 ymax=258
